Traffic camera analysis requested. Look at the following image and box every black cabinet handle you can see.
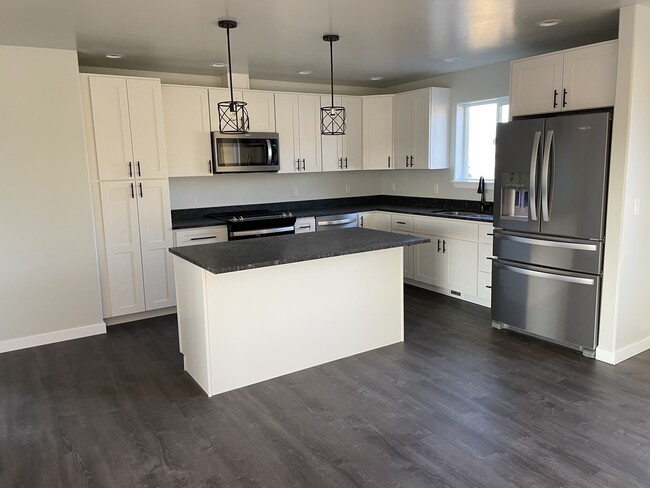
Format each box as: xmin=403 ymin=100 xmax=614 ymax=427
xmin=388 ymin=156 xmax=391 ymax=168
xmin=138 ymin=182 xmax=143 ymax=198
xmin=405 ymin=155 xmax=409 ymax=167
xmin=553 ymin=89 xmax=558 ymax=108
xmin=443 ymin=240 xmax=447 ymax=253
xmin=302 ymin=159 xmax=306 ymax=171
xmin=296 ymin=159 xmax=301 ymax=171
xmin=409 ymin=155 xmax=414 ymax=167
xmin=339 ymin=158 xmax=343 ymax=169
xmin=486 ymin=285 xmax=492 ymax=289
xmin=344 ymin=157 xmax=348 ymax=169
xmin=136 ymin=161 xmax=141 ymax=177
xmin=562 ymin=89 xmax=568 ymax=108
xmin=437 ymin=239 xmax=441 ymax=252
xmin=130 ymin=183 xmax=134 ymax=199
xmin=360 ymin=216 xmax=364 ymax=227
xmin=128 ymin=162 xmax=133 ymax=177
xmin=208 ymin=160 xmax=212 ymax=174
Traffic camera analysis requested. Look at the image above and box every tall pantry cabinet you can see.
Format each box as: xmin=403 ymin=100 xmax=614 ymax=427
xmin=80 ymin=74 xmax=175 ymax=319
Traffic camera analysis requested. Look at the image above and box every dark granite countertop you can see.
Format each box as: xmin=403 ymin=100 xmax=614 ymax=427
xmin=169 ymin=228 xmax=430 ymax=274
xmin=172 ymin=195 xmax=493 ymax=230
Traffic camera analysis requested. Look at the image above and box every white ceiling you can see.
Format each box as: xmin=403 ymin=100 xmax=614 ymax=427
xmin=0 ymin=0 xmax=646 ymax=87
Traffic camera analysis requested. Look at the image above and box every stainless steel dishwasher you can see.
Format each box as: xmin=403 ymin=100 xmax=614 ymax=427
xmin=315 ymin=213 xmax=358 ymax=231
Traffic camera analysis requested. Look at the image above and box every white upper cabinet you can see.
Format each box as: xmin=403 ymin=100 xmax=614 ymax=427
xmin=162 ymin=85 xmax=213 ymax=177
xmin=362 ymin=95 xmax=394 ymax=170
xmin=208 ymin=88 xmax=244 ymax=132
xmin=275 ymin=93 xmax=322 ymax=173
xmin=89 ymin=76 xmax=168 ymax=180
xmin=242 ymin=90 xmax=276 ymax=132
xmin=393 ymin=87 xmax=450 ymax=170
xmin=510 ymin=41 xmax=618 ymax=117
xmin=321 ymin=95 xmax=363 ymax=171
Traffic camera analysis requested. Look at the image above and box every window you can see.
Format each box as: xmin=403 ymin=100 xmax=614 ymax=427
xmin=456 ymin=97 xmax=509 ymax=183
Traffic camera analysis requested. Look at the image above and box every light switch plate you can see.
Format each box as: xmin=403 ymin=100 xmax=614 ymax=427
xmin=634 ymin=198 xmax=641 ymax=216
xmin=345 ymin=184 xmax=351 ymax=194
xmin=292 ymin=187 xmax=299 ymax=197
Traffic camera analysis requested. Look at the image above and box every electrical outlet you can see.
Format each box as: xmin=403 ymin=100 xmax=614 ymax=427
xmin=345 ymin=184 xmax=351 ymax=194
xmin=434 ymin=184 xmax=439 ymax=194
xmin=634 ymin=198 xmax=641 ymax=216
xmin=292 ymin=187 xmax=299 ymax=197
xmin=391 ymin=182 xmax=396 ymax=192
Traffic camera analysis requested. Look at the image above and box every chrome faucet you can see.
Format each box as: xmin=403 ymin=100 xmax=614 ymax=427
xmin=477 ymin=176 xmax=486 ymax=214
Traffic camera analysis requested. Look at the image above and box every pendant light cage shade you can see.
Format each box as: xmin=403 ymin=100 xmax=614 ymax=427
xmin=217 ymin=100 xmax=250 ymax=134
xmin=321 ymin=33 xmax=346 ymax=136
xmin=217 ymin=19 xmax=249 ymax=134
xmin=320 ymin=106 xmax=346 ymax=136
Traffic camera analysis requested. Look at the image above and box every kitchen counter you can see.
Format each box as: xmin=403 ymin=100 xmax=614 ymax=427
xmin=172 ymin=227 xmax=427 ymax=397
xmin=171 ymin=195 xmax=494 ymax=230
xmin=170 ymin=228 xmax=428 ymax=274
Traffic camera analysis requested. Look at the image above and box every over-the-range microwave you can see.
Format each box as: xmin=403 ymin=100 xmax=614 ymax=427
xmin=211 ymin=132 xmax=280 ymax=173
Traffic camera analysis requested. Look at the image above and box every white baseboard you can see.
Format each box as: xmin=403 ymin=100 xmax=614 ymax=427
xmin=0 ymin=322 xmax=106 ymax=354
xmin=404 ymin=279 xmax=491 ymax=308
xmin=596 ymin=335 xmax=650 ymax=365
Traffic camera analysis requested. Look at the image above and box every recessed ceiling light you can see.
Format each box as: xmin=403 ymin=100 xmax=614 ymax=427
xmin=536 ymin=19 xmax=562 ymax=27
xmin=212 ymin=62 xmax=226 ymax=68
xmin=297 ymin=70 xmax=313 ymax=75
xmin=370 ymin=76 xmax=384 ymax=81
xmin=105 ymin=53 xmax=125 ymax=59
xmin=443 ymin=57 xmax=460 ymax=63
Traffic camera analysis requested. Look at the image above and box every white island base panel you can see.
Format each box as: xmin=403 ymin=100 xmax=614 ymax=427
xmin=173 ymin=247 xmax=404 ymax=397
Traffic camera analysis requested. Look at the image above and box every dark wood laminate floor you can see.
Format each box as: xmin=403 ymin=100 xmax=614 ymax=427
xmin=2 ymin=286 xmax=650 ymax=488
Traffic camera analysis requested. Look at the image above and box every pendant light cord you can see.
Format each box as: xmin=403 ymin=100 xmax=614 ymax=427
xmin=226 ymin=26 xmax=235 ymax=108
xmin=329 ymin=39 xmax=334 ymax=107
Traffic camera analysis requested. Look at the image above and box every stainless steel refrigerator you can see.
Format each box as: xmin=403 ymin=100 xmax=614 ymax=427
xmin=491 ymin=111 xmax=612 ymax=357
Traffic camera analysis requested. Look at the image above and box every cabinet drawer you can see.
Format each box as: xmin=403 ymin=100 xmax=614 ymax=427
xmin=478 ymin=243 xmax=493 ymax=273
xmin=392 ymin=214 xmax=414 ymax=232
xmin=174 ymin=226 xmax=227 ymax=246
xmin=414 ymin=216 xmax=445 ymax=237
xmin=479 ymin=224 xmax=494 ymax=244
xmin=445 ymin=220 xmax=479 ymax=241
xmin=477 ymin=272 xmax=492 ymax=301
xmin=295 ymin=217 xmax=315 ymax=233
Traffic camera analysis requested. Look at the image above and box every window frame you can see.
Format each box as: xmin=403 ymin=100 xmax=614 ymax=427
xmin=454 ymin=96 xmax=509 ymax=187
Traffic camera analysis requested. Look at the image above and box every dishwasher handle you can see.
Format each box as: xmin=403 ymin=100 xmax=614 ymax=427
xmin=318 ymin=218 xmax=357 ymax=226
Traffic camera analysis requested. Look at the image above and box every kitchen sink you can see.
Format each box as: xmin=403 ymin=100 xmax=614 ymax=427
xmin=432 ymin=210 xmax=492 ymax=220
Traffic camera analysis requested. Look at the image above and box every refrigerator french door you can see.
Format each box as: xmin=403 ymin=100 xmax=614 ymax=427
xmin=491 ymin=111 xmax=612 ymax=357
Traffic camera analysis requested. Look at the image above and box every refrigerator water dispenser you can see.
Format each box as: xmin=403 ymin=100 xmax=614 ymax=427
xmin=500 ymin=172 xmax=529 ymax=220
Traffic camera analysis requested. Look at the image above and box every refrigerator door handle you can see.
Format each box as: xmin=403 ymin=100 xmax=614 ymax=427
xmin=541 ymin=130 xmax=554 ymax=222
xmin=495 ymin=232 xmax=599 ymax=251
xmin=529 ymin=131 xmax=542 ymax=221
xmin=493 ymin=260 xmax=596 ymax=286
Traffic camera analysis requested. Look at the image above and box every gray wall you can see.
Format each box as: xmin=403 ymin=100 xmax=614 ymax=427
xmin=0 ymin=46 xmax=104 ymax=345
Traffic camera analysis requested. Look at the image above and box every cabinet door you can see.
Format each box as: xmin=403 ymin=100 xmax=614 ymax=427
xmin=89 ymin=77 xmax=134 ymax=180
xmin=341 ymin=96 xmax=363 ymax=171
xmin=394 ymin=92 xmax=413 ymax=167
xmin=392 ymin=231 xmax=414 ymax=280
xmin=362 ymin=96 xmax=393 ymax=170
xmin=275 ymin=93 xmax=300 ymax=173
xmin=410 ymin=89 xmax=430 ymax=169
xmin=414 ymin=236 xmax=444 ymax=287
xmin=359 ymin=212 xmax=392 ymax=232
xmin=297 ymin=94 xmax=322 ymax=173
xmin=477 ymin=271 xmax=492 ymax=303
xmin=126 ymin=79 xmax=168 ymax=179
xmin=562 ymin=41 xmax=618 ymax=111
xmin=162 ymin=86 xmax=212 ymax=177
xmin=444 ymin=238 xmax=478 ymax=296
xmin=478 ymin=243 xmax=493 ymax=273
xmin=99 ymin=181 xmax=145 ymax=317
xmin=321 ymin=95 xmax=343 ymax=172
xmin=428 ymin=88 xmax=450 ymax=170
xmin=510 ymin=53 xmax=564 ymax=117
xmin=136 ymin=179 xmax=175 ymax=310
xmin=242 ymin=90 xmax=276 ymax=132
xmin=208 ymin=88 xmax=244 ymax=132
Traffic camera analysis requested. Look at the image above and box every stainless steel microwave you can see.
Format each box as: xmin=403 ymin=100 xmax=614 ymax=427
xmin=211 ymin=132 xmax=280 ymax=173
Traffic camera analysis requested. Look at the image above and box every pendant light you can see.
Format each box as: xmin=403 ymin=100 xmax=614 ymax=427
xmin=217 ymin=20 xmax=249 ymax=134
xmin=320 ymin=34 xmax=346 ymax=136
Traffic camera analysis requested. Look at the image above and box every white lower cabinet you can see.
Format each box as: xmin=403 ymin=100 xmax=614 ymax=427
xmin=173 ymin=226 xmax=228 ymax=246
xmin=99 ymin=179 xmax=175 ymax=317
xmin=443 ymin=238 xmax=478 ymax=297
xmin=477 ymin=272 xmax=492 ymax=302
xmin=358 ymin=211 xmax=392 ymax=232
xmin=413 ymin=237 xmax=444 ymax=287
xmin=392 ymin=230 xmax=415 ymax=279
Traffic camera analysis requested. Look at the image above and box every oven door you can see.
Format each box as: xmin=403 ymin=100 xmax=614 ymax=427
xmin=212 ymin=132 xmax=279 ymax=173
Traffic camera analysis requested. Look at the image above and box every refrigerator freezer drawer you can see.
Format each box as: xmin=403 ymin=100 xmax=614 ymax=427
xmin=493 ymin=230 xmax=603 ymax=275
xmin=491 ymin=260 xmax=600 ymax=352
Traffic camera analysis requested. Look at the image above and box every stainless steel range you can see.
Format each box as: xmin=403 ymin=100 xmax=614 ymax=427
xmin=209 ymin=210 xmax=297 ymax=240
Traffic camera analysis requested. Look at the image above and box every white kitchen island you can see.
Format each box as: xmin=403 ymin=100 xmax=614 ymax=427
xmin=170 ymin=228 xmax=428 ymax=397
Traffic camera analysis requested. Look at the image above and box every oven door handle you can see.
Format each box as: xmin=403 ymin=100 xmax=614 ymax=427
xmin=230 ymin=226 xmax=295 ymax=238
xmin=318 ymin=218 xmax=357 ymax=226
